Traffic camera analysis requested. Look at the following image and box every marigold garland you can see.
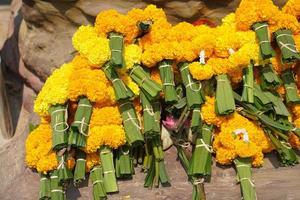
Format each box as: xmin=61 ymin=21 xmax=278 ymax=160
xmin=25 ymin=123 xmax=58 ymax=174
xmin=90 ymin=106 xmax=122 ymax=127
xmin=68 ymin=68 xmax=113 ymax=104
xmin=119 ymin=72 xmax=140 ymax=96
xmin=282 ymin=0 xmax=300 ymax=19
xmin=124 ymin=44 xmax=142 ymax=69
xmin=85 ymin=125 xmax=126 ymax=153
xmin=26 ymin=3 xmax=300 ymax=199
xmin=135 ymin=5 xmax=172 ymax=49
xmin=269 ymin=11 xmax=300 ymax=34
xmin=34 ymin=62 xmax=74 ymax=116
xmin=72 ymin=25 xmax=110 ymax=66
xmin=235 ymin=0 xmax=279 ymax=31
xmin=213 ymin=112 xmax=273 ymax=167
xmin=213 ymin=13 xmax=256 ymax=58
xmin=95 ymin=9 xmax=138 ymax=43
xmin=189 ymin=42 xmax=259 ymax=83
xmin=71 ymin=54 xmax=98 ymax=70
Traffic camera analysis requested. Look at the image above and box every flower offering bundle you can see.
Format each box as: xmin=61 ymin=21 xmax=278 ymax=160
xmin=25 ymin=1 xmax=300 ymax=199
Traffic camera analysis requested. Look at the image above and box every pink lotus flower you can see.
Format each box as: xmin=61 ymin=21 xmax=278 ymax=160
xmin=162 ymin=115 xmax=177 ymax=131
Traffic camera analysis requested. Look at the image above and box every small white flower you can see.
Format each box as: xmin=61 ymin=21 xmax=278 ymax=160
xmin=228 ymin=48 xmax=235 ymax=55
xmin=234 ymin=128 xmax=250 ymax=143
xmin=199 ymin=50 xmax=205 ymax=64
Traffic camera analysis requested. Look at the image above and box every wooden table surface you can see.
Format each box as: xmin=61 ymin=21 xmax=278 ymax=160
xmin=4 ymin=146 xmax=299 ymax=200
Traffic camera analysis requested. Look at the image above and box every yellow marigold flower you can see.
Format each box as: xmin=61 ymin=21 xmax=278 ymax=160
xmin=213 ymin=15 xmax=255 ymax=58
xmin=90 ymin=106 xmax=122 ymax=127
xmin=235 ymin=140 xmax=260 ymax=158
xmin=189 ymin=62 xmax=214 ymax=81
xmin=229 ymin=42 xmax=259 ymax=67
xmin=68 ymin=68 xmax=112 ymax=104
xmin=227 ymin=113 xmax=272 ymax=153
xmin=201 ymin=96 xmax=229 ymax=127
xmin=218 ymin=129 xmax=236 ymax=149
xmin=25 ymin=123 xmax=58 ymax=173
xmin=124 ymin=44 xmax=142 ymax=69
xmin=214 ymin=29 xmax=239 ymax=58
xmin=282 ymin=0 xmax=300 ymax=19
xmin=72 ymin=25 xmax=110 ymax=66
xmin=128 ymin=4 xmax=167 ymax=23
xmin=93 ymin=92 xmax=116 ymax=109
xmin=213 ymin=134 xmax=237 ymax=165
xmin=269 ymin=12 xmax=300 ymax=34
xmin=41 ymin=116 xmax=50 ymax=124
xmin=34 ymin=62 xmax=74 ymax=116
xmin=120 ymin=73 xmax=140 ymax=96
xmin=292 ymin=105 xmax=300 ymax=118
xmin=135 ymin=5 xmax=171 ymax=49
xmin=85 ymin=125 xmax=126 ymax=153
xmin=107 ymin=86 xmax=117 ymax=105
xmin=169 ymin=22 xmax=199 ymax=42
xmin=142 ymin=23 xmax=215 ymax=67
xmin=189 ymin=40 xmax=258 ymax=83
xmin=213 ymin=112 xmax=273 ymax=166
xmin=294 ymin=117 xmax=300 ymax=127
xmin=221 ymin=13 xmax=236 ymax=29
xmin=192 ymin=31 xmax=216 ymax=58
xmin=71 ymin=54 xmax=98 ymax=70
xmin=142 ymin=41 xmax=177 ymax=67
xmin=235 ymin=0 xmax=279 ymax=31
xmin=139 ymin=20 xmax=171 ymax=49
xmin=95 ymin=9 xmax=138 ymax=43
xmin=177 ymin=41 xmax=199 ymax=62
xmin=215 ymin=147 xmax=237 ymax=165
xmin=86 ymin=152 xmax=101 ymax=172
xmin=37 ymin=153 xmax=58 ymax=174
xmin=208 ymin=58 xmax=234 ymax=75
xmin=252 ymin=151 xmax=264 ymax=167
xmin=236 ymin=31 xmax=256 ymax=47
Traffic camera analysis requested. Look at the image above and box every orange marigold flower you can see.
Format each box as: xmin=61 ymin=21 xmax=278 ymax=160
xmin=25 ymin=122 xmax=58 ymax=173
xmin=150 ymin=69 xmax=162 ymax=85
xmin=201 ymin=96 xmax=229 ymax=127
xmin=95 ymin=9 xmax=138 ymax=43
xmin=283 ymin=0 xmax=300 ymax=20
xmin=86 ymin=152 xmax=101 ymax=172
xmin=289 ymin=133 xmax=300 ymax=149
xmin=68 ymin=68 xmax=112 ymax=104
xmin=85 ymin=125 xmax=126 ymax=153
xmin=235 ymin=0 xmax=279 ymax=31
xmin=90 ymin=106 xmax=122 ymax=127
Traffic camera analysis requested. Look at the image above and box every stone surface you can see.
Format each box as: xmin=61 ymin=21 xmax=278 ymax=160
xmin=0 ymin=6 xmax=10 ymax=49
xmin=2 ymin=0 xmax=300 ymax=200
xmin=7 ymin=0 xmax=288 ymax=83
